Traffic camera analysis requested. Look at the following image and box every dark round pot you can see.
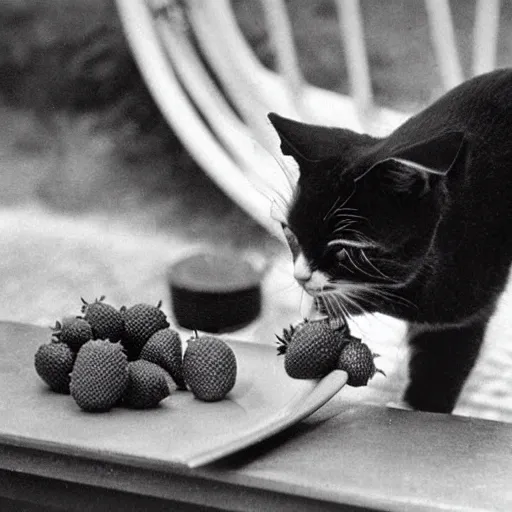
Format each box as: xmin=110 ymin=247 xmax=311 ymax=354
xmin=168 ymin=251 xmax=263 ymax=333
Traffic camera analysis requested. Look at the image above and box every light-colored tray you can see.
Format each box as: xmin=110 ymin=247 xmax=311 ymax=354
xmin=0 ymin=322 xmax=347 ymax=468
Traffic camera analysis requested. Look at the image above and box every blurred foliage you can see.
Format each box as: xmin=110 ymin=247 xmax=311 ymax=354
xmin=0 ymin=0 xmax=180 ymax=158
xmin=1 ymin=0 xmax=512 ymax=246
xmin=3 ymin=0 xmax=512 ymax=132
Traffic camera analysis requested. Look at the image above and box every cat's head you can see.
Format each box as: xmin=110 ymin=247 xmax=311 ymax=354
xmin=268 ymin=113 xmax=465 ymax=317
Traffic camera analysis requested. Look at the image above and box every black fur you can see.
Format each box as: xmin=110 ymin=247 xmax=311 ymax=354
xmin=269 ymin=69 xmax=512 ymax=413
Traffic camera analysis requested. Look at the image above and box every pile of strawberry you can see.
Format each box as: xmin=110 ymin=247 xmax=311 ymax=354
xmin=34 ymin=296 xmax=237 ymax=412
xmin=276 ymin=318 xmax=385 ymax=386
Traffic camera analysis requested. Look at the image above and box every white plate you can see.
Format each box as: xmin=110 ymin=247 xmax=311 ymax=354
xmin=0 ymin=322 xmax=347 ymax=468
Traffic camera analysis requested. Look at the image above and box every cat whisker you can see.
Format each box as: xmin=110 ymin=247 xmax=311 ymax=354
xmin=327 ymin=284 xmax=410 ymax=336
xmin=335 ymin=207 xmax=358 ymax=212
xmin=359 ymin=250 xmax=393 ymax=281
xmin=324 ymin=194 xmax=355 ymax=223
xmin=333 ymin=218 xmax=357 ymax=229
xmin=350 ymin=290 xmax=382 ymax=313
xmin=332 ymin=221 xmax=358 ymax=235
xmin=332 ymin=247 xmax=388 ymax=282
xmin=317 ymin=291 xmax=351 ymax=329
xmin=340 ymin=228 xmax=371 ymax=239
xmin=323 ymin=282 xmax=364 ymax=314
xmin=364 ymin=285 xmax=418 ymax=311
xmin=335 ymin=291 xmax=372 ymax=321
xmin=323 ymin=196 xmax=344 ymax=222
xmin=337 ymin=209 xmax=376 ymax=230
xmin=343 ymin=250 xmax=379 ymax=280
xmin=346 ymin=251 xmax=385 ymax=279
xmin=337 ymin=261 xmax=355 ymax=274
xmin=367 ymin=256 xmax=435 ymax=287
xmin=332 ymin=212 xmax=365 ymax=224
xmin=328 ymin=291 xmax=352 ymax=322
xmin=319 ymin=291 xmax=337 ymax=320
xmin=323 ymin=287 xmax=395 ymax=336
xmin=326 ymin=294 xmax=351 ymax=330
xmin=344 ymin=286 xmax=399 ymax=324
xmin=324 ymin=282 xmax=385 ymax=322
xmin=331 ymin=212 xmax=366 ymax=222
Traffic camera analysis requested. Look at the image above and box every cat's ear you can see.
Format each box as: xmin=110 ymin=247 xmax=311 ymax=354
xmin=363 ymin=131 xmax=466 ymax=195
xmin=268 ymin=112 xmax=364 ymax=165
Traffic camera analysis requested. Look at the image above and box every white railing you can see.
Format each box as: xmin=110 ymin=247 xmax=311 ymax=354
xmin=115 ymin=0 xmax=502 ymax=239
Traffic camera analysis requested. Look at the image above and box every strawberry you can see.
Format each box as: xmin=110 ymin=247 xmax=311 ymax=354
xmin=183 ymin=335 xmax=237 ymax=402
xmin=34 ymin=342 xmax=75 ymax=394
xmin=120 ymin=300 xmax=170 ymax=359
xmin=139 ymin=328 xmax=185 ymax=390
xmin=70 ymin=339 xmax=129 ymax=412
xmin=276 ymin=319 xmax=350 ymax=379
xmin=51 ymin=317 xmax=93 ymax=352
xmin=81 ymin=296 xmax=124 ymax=342
xmin=275 ymin=321 xmax=307 ymax=354
xmin=122 ymin=360 xmax=171 ymax=409
xmin=337 ymin=340 xmax=385 ymax=387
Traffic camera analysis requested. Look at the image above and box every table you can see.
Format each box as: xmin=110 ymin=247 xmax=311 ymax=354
xmin=0 ymin=321 xmax=511 ymax=511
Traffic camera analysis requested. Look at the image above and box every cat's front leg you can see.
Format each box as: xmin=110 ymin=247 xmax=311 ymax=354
xmin=404 ymin=318 xmax=488 ymax=413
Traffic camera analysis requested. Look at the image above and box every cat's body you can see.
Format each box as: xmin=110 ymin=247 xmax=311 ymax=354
xmin=269 ymin=69 xmax=512 ymax=413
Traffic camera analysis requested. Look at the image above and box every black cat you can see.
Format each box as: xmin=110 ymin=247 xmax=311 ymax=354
xmin=269 ymin=69 xmax=512 ymax=413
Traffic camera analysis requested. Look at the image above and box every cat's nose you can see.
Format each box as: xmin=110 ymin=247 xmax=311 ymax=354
xmin=293 ymin=254 xmax=312 ymax=285
xmin=294 ymin=274 xmax=310 ymax=286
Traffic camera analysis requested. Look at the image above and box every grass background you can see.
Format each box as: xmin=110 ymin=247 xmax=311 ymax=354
xmin=3 ymin=0 xmax=512 ymax=245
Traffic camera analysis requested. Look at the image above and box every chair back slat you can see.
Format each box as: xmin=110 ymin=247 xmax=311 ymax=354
xmin=260 ymin=0 xmax=310 ymax=120
xmin=188 ymin=1 xmax=296 ymax=155
xmin=158 ymin=11 xmax=294 ymax=215
xmin=334 ymin=0 xmax=374 ymax=128
xmin=472 ymin=0 xmax=501 ymax=75
xmin=156 ymin=10 xmax=265 ymax=171
xmin=116 ymin=0 xmax=283 ymax=237
xmin=424 ymin=0 xmax=465 ymax=89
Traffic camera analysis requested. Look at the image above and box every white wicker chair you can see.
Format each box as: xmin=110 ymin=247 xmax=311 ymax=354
xmin=113 ymin=0 xmax=512 ymax=424
xmin=115 ymin=0 xmax=501 ymax=240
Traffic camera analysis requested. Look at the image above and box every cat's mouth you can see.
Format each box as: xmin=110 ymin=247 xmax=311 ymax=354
xmin=302 ymin=283 xmax=335 ymax=295
xmin=302 ymin=280 xmax=356 ymax=295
